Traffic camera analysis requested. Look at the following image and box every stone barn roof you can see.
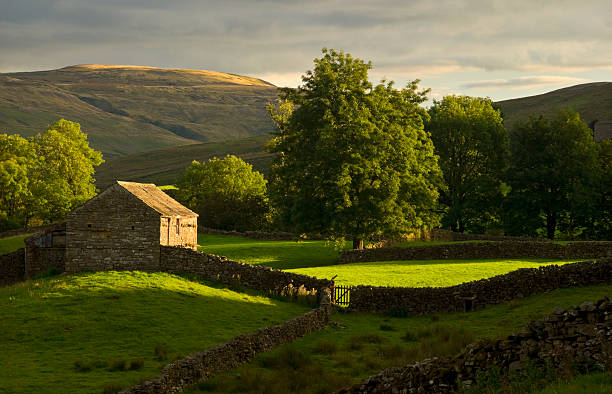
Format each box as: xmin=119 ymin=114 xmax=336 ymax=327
xmin=116 ymin=181 xmax=197 ymax=217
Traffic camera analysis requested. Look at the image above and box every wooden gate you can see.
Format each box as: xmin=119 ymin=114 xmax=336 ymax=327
xmin=333 ymin=285 xmax=352 ymax=307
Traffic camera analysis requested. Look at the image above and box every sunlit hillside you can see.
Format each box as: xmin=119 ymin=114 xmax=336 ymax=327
xmin=0 ymin=65 xmax=278 ymax=158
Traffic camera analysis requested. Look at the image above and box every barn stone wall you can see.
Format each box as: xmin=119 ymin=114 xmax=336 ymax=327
xmin=24 ymin=223 xmax=66 ymax=279
xmin=342 ymin=297 xmax=612 ymax=393
xmin=161 ymin=216 xmax=197 ymax=249
xmin=348 ymin=259 xmax=612 ymax=313
xmin=340 ymin=241 xmax=612 ymax=263
xmin=0 ymin=248 xmax=25 ymax=286
xmin=66 ymin=185 xmax=162 ymax=273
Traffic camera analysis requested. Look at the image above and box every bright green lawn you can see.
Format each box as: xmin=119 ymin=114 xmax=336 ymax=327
xmin=189 ymin=284 xmax=612 ymax=393
xmin=287 ymin=259 xmax=580 ymax=287
xmin=0 ymin=233 xmax=30 ymax=254
xmin=198 ymin=234 xmax=350 ymax=269
xmin=0 ymin=271 xmax=310 ymax=394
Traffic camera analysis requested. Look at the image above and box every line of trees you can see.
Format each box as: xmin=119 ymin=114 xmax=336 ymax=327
xmin=0 ymin=119 xmax=103 ymax=231
xmin=177 ymin=49 xmax=610 ymax=246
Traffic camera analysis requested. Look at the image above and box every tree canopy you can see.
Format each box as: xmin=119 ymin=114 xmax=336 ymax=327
xmin=504 ymin=109 xmax=600 ymax=239
xmin=267 ymin=48 xmax=442 ymax=249
xmin=176 ymin=155 xmax=269 ymax=231
xmin=0 ymin=119 xmax=103 ymax=229
xmin=427 ymin=95 xmax=509 ymax=233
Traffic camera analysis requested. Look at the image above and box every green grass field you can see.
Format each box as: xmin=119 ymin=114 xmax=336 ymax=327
xmin=0 ymin=234 xmax=30 ymax=254
xmin=189 ymin=283 xmax=612 ymax=393
xmin=197 ymin=234 xmax=576 ymax=287
xmin=287 ymin=259 xmax=580 ymax=287
xmin=198 ymin=234 xmax=351 ymax=269
xmin=0 ymin=271 xmax=309 ymax=393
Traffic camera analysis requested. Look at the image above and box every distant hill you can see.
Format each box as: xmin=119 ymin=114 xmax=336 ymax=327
xmin=496 ymin=82 xmax=612 ymax=129
xmin=0 ymin=65 xmax=278 ymax=158
xmin=95 ymin=134 xmax=272 ymax=189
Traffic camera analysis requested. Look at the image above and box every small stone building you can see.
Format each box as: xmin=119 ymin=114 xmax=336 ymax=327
xmin=65 ymin=181 xmax=198 ymax=273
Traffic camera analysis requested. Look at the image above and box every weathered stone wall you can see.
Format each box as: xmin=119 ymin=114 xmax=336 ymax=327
xmin=122 ymin=288 xmax=333 ymax=394
xmin=348 ymin=259 xmax=612 ymax=313
xmin=341 ymin=241 xmax=612 ymax=263
xmin=420 ymin=228 xmax=550 ymax=243
xmin=66 ymin=185 xmax=162 ymax=273
xmin=342 ymin=297 xmax=612 ymax=393
xmin=0 ymin=248 xmax=25 ymax=286
xmin=161 ymin=216 xmax=197 ymax=249
xmin=160 ymin=246 xmax=332 ymax=295
xmin=24 ymin=223 xmax=66 ymax=279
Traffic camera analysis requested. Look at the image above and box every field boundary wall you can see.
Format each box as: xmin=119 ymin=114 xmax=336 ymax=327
xmin=340 ymin=241 xmax=612 ymax=263
xmin=342 ymin=297 xmax=612 ymax=393
xmin=348 ymin=259 xmax=612 ymax=313
xmin=121 ymin=288 xmax=333 ymax=394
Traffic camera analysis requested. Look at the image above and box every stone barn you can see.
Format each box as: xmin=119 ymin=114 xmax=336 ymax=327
xmin=65 ymin=181 xmax=198 ymax=273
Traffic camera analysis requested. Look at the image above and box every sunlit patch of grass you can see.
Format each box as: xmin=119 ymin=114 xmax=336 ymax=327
xmin=0 ymin=233 xmax=30 ymax=254
xmin=287 ymin=259 xmax=582 ymax=287
xmin=198 ymin=234 xmax=351 ymax=269
xmin=0 ymin=271 xmax=309 ymax=393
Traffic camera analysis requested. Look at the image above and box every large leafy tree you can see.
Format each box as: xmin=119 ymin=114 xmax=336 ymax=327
xmin=0 ymin=120 xmax=103 ymax=226
xmin=0 ymin=134 xmax=36 ymax=228
xmin=504 ymin=110 xmax=600 ymax=239
xmin=427 ymin=96 xmax=509 ymax=233
xmin=32 ymin=119 xmax=103 ymax=221
xmin=176 ymin=155 xmax=269 ymax=231
xmin=267 ymin=49 xmax=441 ymax=249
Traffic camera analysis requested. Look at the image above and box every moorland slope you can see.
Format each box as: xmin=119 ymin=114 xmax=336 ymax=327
xmin=0 ymin=65 xmax=278 ymax=157
xmin=497 ymin=82 xmax=612 ymax=128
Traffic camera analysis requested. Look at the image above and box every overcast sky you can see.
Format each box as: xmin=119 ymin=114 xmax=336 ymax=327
xmin=1 ymin=0 xmax=611 ymax=101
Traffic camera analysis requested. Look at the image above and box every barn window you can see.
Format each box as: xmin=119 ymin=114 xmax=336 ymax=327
xmin=131 ymin=225 xmax=135 ymax=230
xmin=87 ymin=224 xmax=92 ymax=228
xmin=176 ymin=218 xmax=180 ymax=235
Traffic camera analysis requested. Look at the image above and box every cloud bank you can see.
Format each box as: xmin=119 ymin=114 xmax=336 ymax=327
xmin=0 ymin=0 xmax=610 ymax=98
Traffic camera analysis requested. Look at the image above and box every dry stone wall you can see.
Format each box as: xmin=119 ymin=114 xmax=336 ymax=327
xmin=122 ymin=288 xmax=333 ymax=394
xmin=342 ymin=297 xmax=612 ymax=393
xmin=349 ymin=259 xmax=612 ymax=313
xmin=340 ymin=241 xmax=612 ymax=263
xmin=160 ymin=246 xmax=332 ymax=296
xmin=24 ymin=223 xmax=66 ymax=279
xmin=0 ymin=248 xmax=25 ymax=286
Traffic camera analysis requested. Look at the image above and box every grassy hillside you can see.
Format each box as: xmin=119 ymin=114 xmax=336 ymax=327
xmin=0 ymin=271 xmax=309 ymax=393
xmin=94 ymin=134 xmax=272 ymax=188
xmin=497 ymin=82 xmax=612 ymax=129
xmin=0 ymin=65 xmax=278 ymax=158
xmin=191 ymin=283 xmax=612 ymax=393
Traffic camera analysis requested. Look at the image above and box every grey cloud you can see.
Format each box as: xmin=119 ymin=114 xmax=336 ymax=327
xmin=461 ymin=76 xmax=589 ymax=90
xmin=0 ymin=0 xmax=611 ymax=79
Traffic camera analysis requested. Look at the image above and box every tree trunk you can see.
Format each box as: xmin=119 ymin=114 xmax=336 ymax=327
xmin=353 ymin=238 xmax=364 ymax=250
xmin=546 ymin=212 xmax=557 ymax=240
